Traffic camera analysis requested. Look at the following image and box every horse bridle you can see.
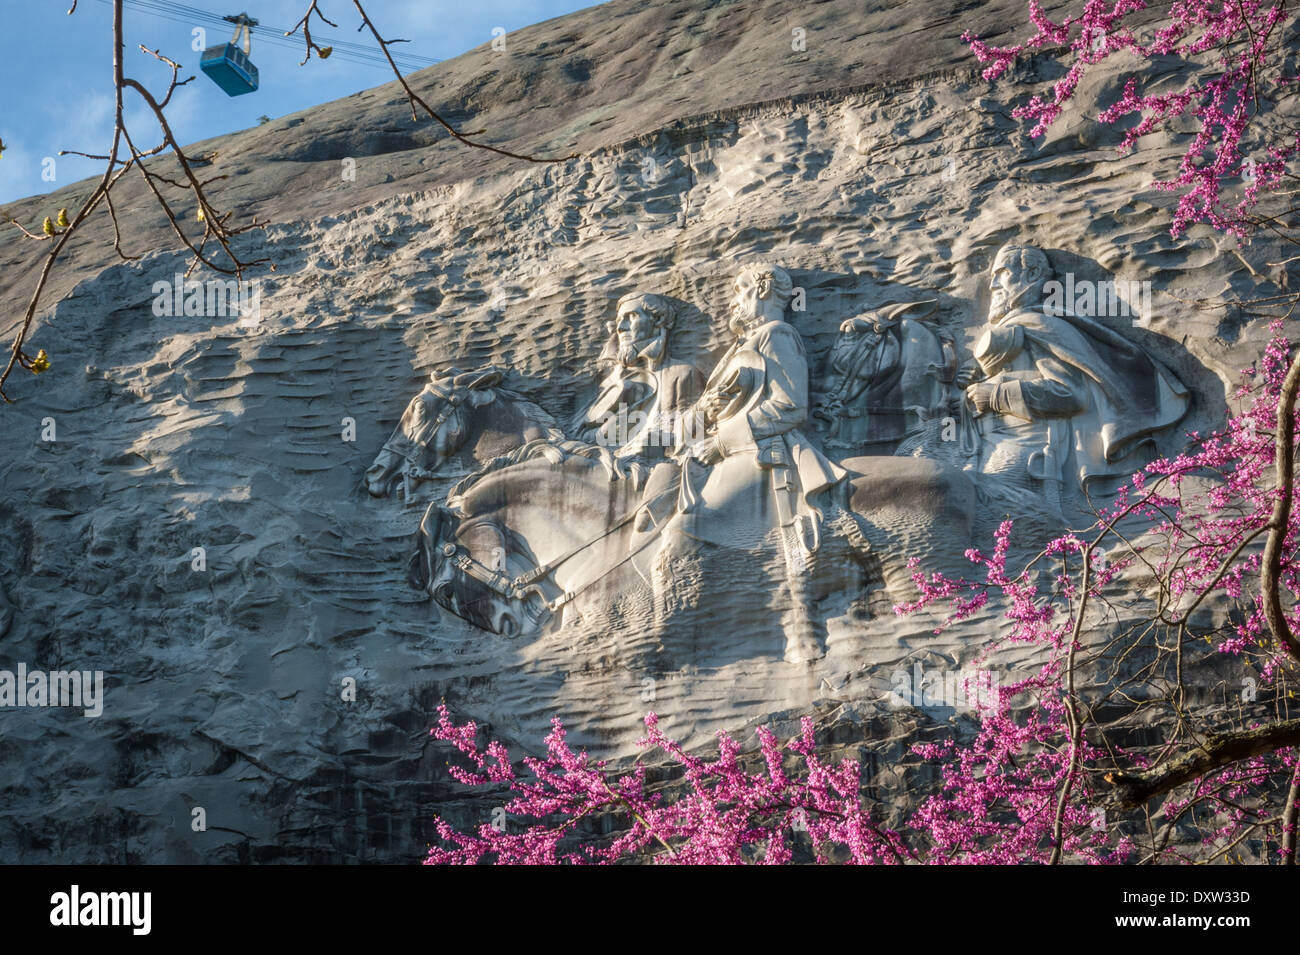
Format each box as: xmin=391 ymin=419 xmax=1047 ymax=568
xmin=431 ymin=518 xmax=554 ymax=629
xmin=433 ymin=479 xmax=683 ymax=621
xmin=382 ymin=382 xmax=465 ymax=481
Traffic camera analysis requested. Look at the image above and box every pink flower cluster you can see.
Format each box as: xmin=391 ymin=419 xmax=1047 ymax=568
xmin=965 ymin=0 xmax=1298 ymax=237
xmin=424 ymin=707 xmax=909 ymax=864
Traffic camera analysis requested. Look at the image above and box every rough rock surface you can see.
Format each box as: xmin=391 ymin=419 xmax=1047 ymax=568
xmin=0 ymin=0 xmax=1285 ymax=862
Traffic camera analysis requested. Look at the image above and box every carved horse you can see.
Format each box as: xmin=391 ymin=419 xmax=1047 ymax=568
xmin=365 ymin=366 xmax=561 ymax=498
xmin=814 ymin=300 xmax=961 ymax=459
xmin=408 ymin=446 xmax=975 ymax=658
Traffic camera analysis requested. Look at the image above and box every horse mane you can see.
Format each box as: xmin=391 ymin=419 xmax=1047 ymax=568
xmin=445 ymin=435 xmax=573 ymax=507
xmin=493 ymin=388 xmax=559 ymax=431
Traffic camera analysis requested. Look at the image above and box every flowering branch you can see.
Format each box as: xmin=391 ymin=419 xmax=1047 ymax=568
xmin=964 ymin=0 xmax=1300 ymax=239
xmin=424 ymin=706 xmax=909 ymax=865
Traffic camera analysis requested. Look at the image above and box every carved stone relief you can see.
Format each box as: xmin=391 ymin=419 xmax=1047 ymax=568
xmin=370 ymin=244 xmax=1190 ymax=659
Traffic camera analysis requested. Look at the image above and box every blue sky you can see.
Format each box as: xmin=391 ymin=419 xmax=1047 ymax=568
xmin=0 ymin=0 xmax=596 ymax=204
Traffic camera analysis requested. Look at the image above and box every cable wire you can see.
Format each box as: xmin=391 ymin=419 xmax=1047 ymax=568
xmin=89 ymin=0 xmax=442 ymax=72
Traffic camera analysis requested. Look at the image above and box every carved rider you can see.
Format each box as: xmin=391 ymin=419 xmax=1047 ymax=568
xmin=675 ymin=263 xmax=847 ymax=556
xmin=964 ymin=244 xmax=1189 ymax=514
xmin=572 ymin=292 xmax=703 ymax=461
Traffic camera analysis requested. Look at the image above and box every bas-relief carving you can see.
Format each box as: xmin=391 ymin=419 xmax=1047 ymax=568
xmin=571 ymin=291 xmax=704 ymax=459
xmin=814 ymin=298 xmax=959 ymax=456
xmin=372 ymin=244 xmax=1190 ymax=659
xmin=960 ymin=246 xmax=1189 ymax=515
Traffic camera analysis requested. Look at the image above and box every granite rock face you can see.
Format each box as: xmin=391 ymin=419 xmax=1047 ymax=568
xmin=0 ymin=0 xmax=1284 ymax=862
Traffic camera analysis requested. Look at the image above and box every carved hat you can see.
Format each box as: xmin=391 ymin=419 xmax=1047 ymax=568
xmin=974 ymin=323 xmax=1025 ymax=374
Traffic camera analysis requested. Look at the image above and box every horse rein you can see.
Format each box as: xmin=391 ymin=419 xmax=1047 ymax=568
xmin=382 ymin=383 xmax=465 ymax=479
xmin=436 ymin=478 xmax=684 ymax=619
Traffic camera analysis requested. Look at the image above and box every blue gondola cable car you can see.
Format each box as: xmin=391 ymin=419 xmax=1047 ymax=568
xmin=200 ymin=13 xmax=260 ymax=97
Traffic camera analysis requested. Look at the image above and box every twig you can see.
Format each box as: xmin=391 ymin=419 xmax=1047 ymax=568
xmin=346 ymin=0 xmax=576 ymax=164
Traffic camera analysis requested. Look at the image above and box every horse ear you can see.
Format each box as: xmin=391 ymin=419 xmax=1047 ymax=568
xmin=455 ymin=367 xmax=504 ymax=405
xmin=407 ymin=547 xmax=429 ymax=592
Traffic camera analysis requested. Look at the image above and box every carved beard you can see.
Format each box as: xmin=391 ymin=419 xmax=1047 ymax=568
xmin=618 ymin=332 xmax=665 ymax=369
xmin=729 ymin=312 xmax=758 ymax=337
xmin=989 ymin=283 xmax=1034 ymax=324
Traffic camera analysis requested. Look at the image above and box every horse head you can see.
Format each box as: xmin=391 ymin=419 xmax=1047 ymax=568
xmin=409 ymin=454 xmax=651 ymax=640
xmin=408 ymin=498 xmax=551 ymax=639
xmin=813 ymin=300 xmax=956 ymax=451
xmin=365 ymin=366 xmax=505 ymax=497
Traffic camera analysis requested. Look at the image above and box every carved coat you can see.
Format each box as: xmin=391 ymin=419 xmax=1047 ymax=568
xmin=573 ymin=359 xmax=703 ymax=457
xmin=972 ymin=306 xmax=1189 ymax=489
xmin=678 ymin=319 xmax=846 ymax=550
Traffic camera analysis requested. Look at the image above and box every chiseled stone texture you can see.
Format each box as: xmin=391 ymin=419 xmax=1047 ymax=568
xmin=0 ymin=0 xmax=1283 ymax=862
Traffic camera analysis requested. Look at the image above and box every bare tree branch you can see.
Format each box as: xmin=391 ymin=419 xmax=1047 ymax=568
xmin=1282 ymin=758 xmax=1300 ymax=865
xmin=344 ymin=0 xmax=576 ymax=165
xmin=288 ymin=1 xmax=339 ymax=66
xmin=1261 ymin=345 xmax=1300 ymax=663
xmin=1103 ymin=718 xmax=1300 ymax=809
xmin=2 ymin=0 xmax=572 ymax=404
